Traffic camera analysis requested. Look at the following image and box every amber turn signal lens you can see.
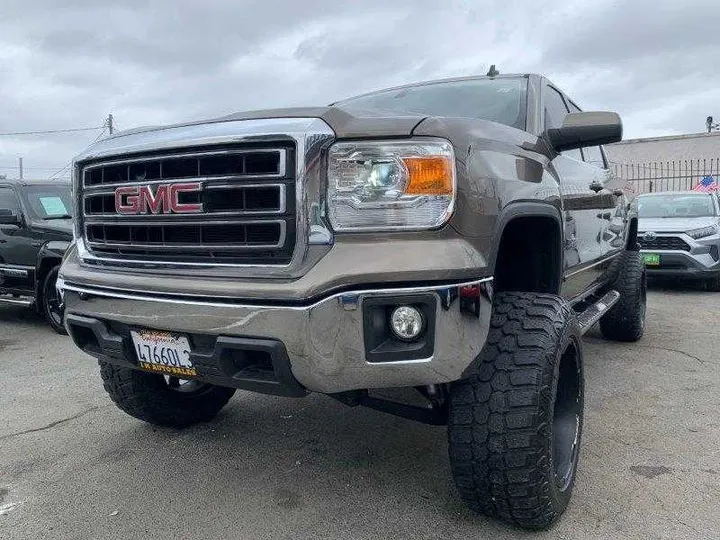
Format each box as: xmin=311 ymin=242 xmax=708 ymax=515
xmin=402 ymin=156 xmax=454 ymax=195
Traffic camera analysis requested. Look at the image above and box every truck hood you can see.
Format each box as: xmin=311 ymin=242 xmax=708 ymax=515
xmin=79 ymin=106 xmax=427 ymax=159
xmin=638 ymin=216 xmax=718 ymax=233
xmin=218 ymin=107 xmax=427 ymax=138
xmin=74 ymin=105 xmax=535 ymax=165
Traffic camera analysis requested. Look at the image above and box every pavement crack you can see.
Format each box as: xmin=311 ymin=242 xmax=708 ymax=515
xmin=0 ymin=405 xmax=108 ymax=441
xmin=585 ymin=338 xmax=713 ymax=366
xmin=635 ymin=344 xmax=713 ymax=366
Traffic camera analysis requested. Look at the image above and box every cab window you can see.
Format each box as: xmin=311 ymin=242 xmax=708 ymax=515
xmin=0 ymin=187 xmax=21 ymax=214
xmin=567 ymin=99 xmax=607 ymax=169
xmin=544 ymin=86 xmax=569 ymax=130
xmin=545 ymin=87 xmax=582 ymax=161
xmin=583 ymin=145 xmax=607 ymax=169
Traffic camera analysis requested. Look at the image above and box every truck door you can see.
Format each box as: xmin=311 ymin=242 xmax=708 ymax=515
xmin=0 ymin=185 xmax=34 ymax=293
xmin=542 ymin=85 xmax=610 ymax=300
xmin=581 ymin=143 xmax=627 ymax=257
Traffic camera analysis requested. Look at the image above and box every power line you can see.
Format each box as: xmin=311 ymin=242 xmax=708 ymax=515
xmin=0 ymin=126 xmax=104 ymax=136
xmin=48 ymin=162 xmax=72 ymax=180
xmin=0 ymin=165 xmax=68 ymax=170
xmin=47 ymin=126 xmax=108 ymax=180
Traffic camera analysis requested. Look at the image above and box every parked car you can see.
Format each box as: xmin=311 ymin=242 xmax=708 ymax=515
xmin=0 ymin=179 xmax=73 ymax=332
xmin=637 ymin=191 xmax=720 ymax=289
xmin=59 ymin=74 xmax=646 ymax=529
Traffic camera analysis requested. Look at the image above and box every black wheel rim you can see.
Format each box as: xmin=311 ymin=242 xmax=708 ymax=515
xmin=45 ymin=278 xmax=64 ymax=327
xmin=552 ymin=340 xmax=582 ymax=492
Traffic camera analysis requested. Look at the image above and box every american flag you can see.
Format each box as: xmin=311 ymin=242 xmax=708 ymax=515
xmin=693 ymin=175 xmax=718 ymax=192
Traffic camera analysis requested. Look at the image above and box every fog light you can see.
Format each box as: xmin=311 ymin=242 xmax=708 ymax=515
xmin=390 ymin=306 xmax=424 ymax=341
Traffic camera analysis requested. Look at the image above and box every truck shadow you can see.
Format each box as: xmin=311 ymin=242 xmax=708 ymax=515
xmin=647 ymin=278 xmax=711 ymax=293
xmin=0 ymin=304 xmax=48 ymax=330
xmin=90 ymin=392 xmax=511 ymax=535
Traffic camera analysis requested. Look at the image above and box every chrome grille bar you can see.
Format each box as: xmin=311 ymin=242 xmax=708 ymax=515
xmin=83 ymin=183 xmax=287 ymax=218
xmin=79 ymin=145 xmax=295 ymax=265
xmin=82 ymin=148 xmax=287 ymax=188
xmin=84 ymin=220 xmax=287 ymax=250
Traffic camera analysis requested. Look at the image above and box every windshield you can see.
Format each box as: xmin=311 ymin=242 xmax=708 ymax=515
xmin=21 ymin=184 xmax=73 ymax=219
xmin=638 ymin=193 xmax=716 ymax=218
xmin=337 ymin=77 xmax=527 ymax=130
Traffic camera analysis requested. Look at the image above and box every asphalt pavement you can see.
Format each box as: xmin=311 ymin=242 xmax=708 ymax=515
xmin=1 ymin=287 xmax=719 ymax=540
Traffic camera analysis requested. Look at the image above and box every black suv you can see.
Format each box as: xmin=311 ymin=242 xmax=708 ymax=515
xmin=0 ymin=179 xmax=73 ymax=333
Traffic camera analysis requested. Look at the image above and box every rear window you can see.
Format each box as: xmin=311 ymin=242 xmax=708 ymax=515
xmin=638 ymin=194 xmax=715 ymax=218
xmin=337 ymin=78 xmax=527 ymax=130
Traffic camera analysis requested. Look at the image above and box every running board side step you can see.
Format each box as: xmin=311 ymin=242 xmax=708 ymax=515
xmin=0 ymin=295 xmax=34 ymax=308
xmin=576 ymin=290 xmax=620 ymax=334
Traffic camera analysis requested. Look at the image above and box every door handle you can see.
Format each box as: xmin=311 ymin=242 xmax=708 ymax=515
xmin=589 ymin=182 xmax=604 ymax=193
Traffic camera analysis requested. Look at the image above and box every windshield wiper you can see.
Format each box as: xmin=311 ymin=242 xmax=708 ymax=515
xmin=43 ymin=214 xmax=73 ymax=220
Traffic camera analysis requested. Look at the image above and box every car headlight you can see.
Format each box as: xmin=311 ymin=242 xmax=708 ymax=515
xmin=686 ymin=225 xmax=718 ymax=239
xmin=327 ymin=139 xmax=456 ymax=231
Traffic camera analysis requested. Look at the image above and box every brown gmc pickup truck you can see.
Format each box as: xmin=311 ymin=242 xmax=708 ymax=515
xmin=59 ymin=74 xmax=646 ymax=529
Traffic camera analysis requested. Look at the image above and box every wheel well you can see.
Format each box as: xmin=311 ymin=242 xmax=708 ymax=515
xmin=494 ymin=216 xmax=562 ymax=294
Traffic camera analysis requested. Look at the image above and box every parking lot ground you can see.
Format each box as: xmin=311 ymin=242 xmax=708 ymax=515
xmin=1 ymin=287 xmax=719 ymax=540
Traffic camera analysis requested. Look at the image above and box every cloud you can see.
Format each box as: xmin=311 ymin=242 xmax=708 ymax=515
xmin=0 ymin=0 xmax=717 ymax=176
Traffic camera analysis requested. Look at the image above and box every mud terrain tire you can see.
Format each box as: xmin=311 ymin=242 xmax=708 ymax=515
xmin=599 ymin=250 xmax=646 ymax=342
xmin=448 ymin=292 xmax=584 ymax=530
xmin=99 ymin=362 xmax=235 ymax=427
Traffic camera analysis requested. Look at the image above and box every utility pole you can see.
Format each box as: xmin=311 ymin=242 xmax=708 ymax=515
xmin=707 ymin=116 xmax=720 ymax=133
xmin=18 ymin=157 xmax=23 ymax=180
xmin=107 ymin=113 xmax=114 ymax=134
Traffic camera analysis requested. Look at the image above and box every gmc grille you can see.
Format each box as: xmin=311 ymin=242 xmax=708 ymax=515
xmin=638 ymin=235 xmax=691 ymax=252
xmin=79 ymin=145 xmax=296 ymax=265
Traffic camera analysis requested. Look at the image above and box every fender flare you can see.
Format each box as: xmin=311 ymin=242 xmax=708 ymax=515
xmin=35 ymin=240 xmax=71 ymax=299
xmin=489 ymin=201 xmax=565 ymax=293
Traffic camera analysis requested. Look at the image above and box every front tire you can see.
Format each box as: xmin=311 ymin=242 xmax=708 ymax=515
xmin=99 ymin=362 xmax=236 ymax=427
xmin=42 ymin=265 xmax=67 ymax=335
xmin=599 ymin=251 xmax=646 ymax=342
xmin=448 ymin=292 xmax=584 ymax=530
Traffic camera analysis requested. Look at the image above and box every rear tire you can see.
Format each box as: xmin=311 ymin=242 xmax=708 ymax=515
xmin=705 ymin=274 xmax=720 ymax=292
xmin=599 ymin=251 xmax=646 ymax=342
xmin=448 ymin=292 xmax=584 ymax=530
xmin=99 ymin=362 xmax=236 ymax=427
xmin=42 ymin=265 xmax=67 ymax=335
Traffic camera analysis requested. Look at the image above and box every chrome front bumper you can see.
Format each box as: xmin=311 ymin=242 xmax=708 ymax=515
xmin=60 ymin=279 xmax=493 ymax=394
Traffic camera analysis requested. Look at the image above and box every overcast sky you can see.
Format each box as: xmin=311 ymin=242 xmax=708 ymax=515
xmin=1 ymin=0 xmax=717 ymax=179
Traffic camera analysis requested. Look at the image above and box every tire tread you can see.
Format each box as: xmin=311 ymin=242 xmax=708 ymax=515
xmin=599 ymin=251 xmax=646 ymax=342
xmin=448 ymin=292 xmax=582 ymax=530
xmin=99 ymin=362 xmax=235 ymax=427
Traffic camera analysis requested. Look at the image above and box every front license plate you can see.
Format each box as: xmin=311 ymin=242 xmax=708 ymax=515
xmin=130 ymin=330 xmax=196 ymax=377
xmin=642 ymin=253 xmax=660 ymax=266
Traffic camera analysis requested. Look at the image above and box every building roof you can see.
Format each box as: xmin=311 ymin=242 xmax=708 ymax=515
xmin=605 ymin=131 xmax=720 ymax=166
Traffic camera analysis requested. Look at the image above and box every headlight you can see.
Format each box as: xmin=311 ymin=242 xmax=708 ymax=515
xmin=686 ymin=225 xmax=717 ymax=239
xmin=327 ymin=139 xmax=455 ymax=231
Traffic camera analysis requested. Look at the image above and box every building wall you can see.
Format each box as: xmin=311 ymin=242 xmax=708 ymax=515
xmin=605 ymin=131 xmax=720 ymax=165
xmin=604 ymin=132 xmax=720 ymax=193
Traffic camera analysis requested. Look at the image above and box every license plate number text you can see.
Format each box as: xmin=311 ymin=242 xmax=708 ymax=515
xmin=130 ymin=330 xmax=196 ymax=377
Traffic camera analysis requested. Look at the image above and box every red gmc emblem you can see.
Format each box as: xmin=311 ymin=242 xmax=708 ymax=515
xmin=114 ymin=183 xmax=203 ymax=214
